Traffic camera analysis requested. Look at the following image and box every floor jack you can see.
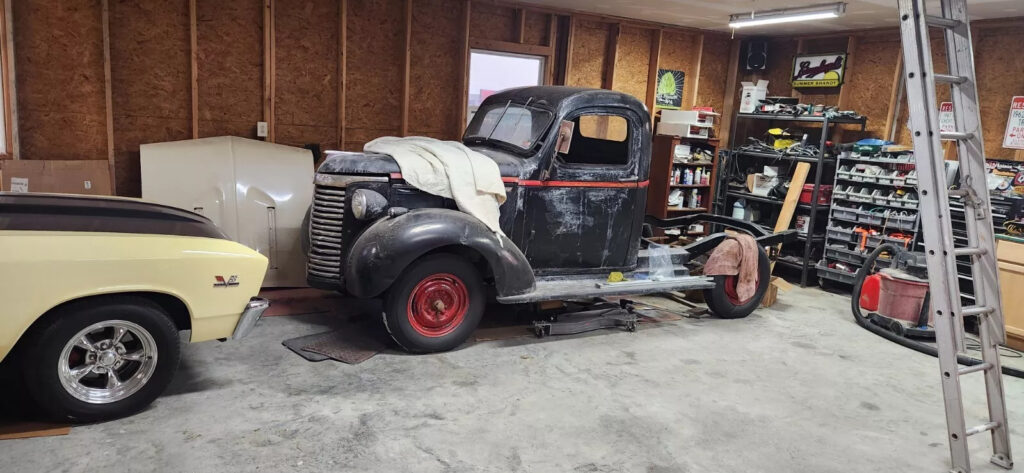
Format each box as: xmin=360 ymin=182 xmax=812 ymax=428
xmin=530 ymin=295 xmax=708 ymax=338
xmin=532 ymin=299 xmax=639 ymax=338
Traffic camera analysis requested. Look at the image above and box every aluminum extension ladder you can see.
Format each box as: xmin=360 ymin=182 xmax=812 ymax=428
xmin=896 ymin=0 xmax=1013 ymax=471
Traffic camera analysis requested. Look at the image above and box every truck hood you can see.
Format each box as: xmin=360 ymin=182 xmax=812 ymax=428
xmin=0 ymin=192 xmax=228 ymax=239
xmin=319 ymin=147 xmax=526 ymax=178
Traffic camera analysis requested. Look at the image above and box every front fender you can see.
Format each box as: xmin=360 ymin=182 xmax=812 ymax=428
xmin=345 ymin=209 xmax=535 ymax=298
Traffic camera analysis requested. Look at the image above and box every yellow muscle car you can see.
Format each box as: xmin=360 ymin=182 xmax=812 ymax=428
xmin=0 ymin=193 xmax=269 ymax=422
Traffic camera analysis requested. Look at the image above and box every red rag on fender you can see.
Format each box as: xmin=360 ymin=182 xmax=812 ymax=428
xmin=703 ymin=233 xmax=760 ymax=301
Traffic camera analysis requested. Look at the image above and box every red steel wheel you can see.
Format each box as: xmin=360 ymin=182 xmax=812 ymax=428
xmin=383 ymin=253 xmax=485 ymax=353
xmin=723 ymin=274 xmax=759 ymax=306
xmin=406 ymin=273 xmax=470 ymax=337
xmin=703 ymin=245 xmax=770 ymax=319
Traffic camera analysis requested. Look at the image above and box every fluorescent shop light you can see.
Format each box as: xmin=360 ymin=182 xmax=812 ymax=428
xmin=729 ymin=2 xmax=846 ymax=28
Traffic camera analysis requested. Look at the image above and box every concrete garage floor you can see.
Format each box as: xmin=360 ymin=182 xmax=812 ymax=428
xmin=3 ymin=287 xmax=1022 ymax=473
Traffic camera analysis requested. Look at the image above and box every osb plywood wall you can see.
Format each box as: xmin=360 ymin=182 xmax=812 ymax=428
xmin=566 ymin=19 xmax=731 ymax=137
xmin=14 ymin=0 xmax=107 ymax=162
xmin=738 ymin=20 xmax=1024 ymax=160
xmin=8 ymin=0 xmax=735 ymax=196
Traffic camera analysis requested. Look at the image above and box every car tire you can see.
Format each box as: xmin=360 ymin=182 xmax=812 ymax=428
xmin=20 ymin=297 xmax=181 ymax=422
xmin=703 ymin=245 xmax=770 ymax=319
xmin=382 ymin=253 xmax=485 ymax=353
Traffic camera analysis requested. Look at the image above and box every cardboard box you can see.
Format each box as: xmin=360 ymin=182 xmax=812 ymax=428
xmin=0 ymin=160 xmax=111 ymax=195
xmin=746 ymin=173 xmax=778 ymax=196
xmin=739 ymin=80 xmax=769 ymax=114
xmin=657 ymin=121 xmax=711 ymax=139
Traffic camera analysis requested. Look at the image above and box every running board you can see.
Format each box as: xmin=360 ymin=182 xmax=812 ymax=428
xmin=496 ymin=274 xmax=715 ymax=304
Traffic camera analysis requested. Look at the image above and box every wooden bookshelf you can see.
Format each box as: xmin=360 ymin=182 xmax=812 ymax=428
xmin=646 ymin=135 xmax=719 ymax=235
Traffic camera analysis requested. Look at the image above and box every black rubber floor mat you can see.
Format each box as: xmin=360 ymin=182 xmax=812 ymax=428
xmin=282 ymin=324 xmax=387 ymax=364
xmin=281 ymin=332 xmax=332 ymax=362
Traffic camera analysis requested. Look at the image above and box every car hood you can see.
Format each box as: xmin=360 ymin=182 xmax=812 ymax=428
xmin=319 ymin=147 xmax=526 ymax=179
xmin=0 ymin=192 xmax=227 ymax=239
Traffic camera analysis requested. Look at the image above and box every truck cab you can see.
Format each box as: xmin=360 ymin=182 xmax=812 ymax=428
xmin=308 ymin=86 xmax=790 ymax=353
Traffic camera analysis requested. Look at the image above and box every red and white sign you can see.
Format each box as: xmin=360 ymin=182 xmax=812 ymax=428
xmin=1003 ymin=96 xmax=1024 ymax=150
xmin=939 ymin=102 xmax=955 ymax=136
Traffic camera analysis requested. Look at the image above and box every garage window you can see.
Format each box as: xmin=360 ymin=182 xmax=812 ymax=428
xmin=467 ymin=50 xmax=545 ymax=124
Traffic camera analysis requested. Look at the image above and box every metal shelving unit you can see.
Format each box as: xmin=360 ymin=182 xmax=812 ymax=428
xmin=815 ymin=152 xmax=920 ymax=285
xmin=714 ymin=113 xmax=867 ymax=286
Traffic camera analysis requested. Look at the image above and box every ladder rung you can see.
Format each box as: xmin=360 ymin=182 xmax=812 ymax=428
xmin=965 ymin=421 xmax=999 ymax=437
xmin=958 ymin=362 xmax=992 ymax=375
xmin=934 ymin=73 xmax=967 ymax=84
xmin=961 ymin=305 xmax=994 ymax=317
xmin=941 ymin=131 xmax=974 ymax=141
xmin=953 ymin=247 xmax=986 ymax=257
xmin=925 ymin=14 xmax=960 ymax=29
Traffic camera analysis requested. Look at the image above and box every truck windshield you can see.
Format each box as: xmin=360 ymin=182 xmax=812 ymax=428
xmin=464 ymin=101 xmax=553 ymax=152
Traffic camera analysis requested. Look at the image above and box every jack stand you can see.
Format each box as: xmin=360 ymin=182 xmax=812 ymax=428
xmin=532 ymin=299 xmax=638 ymax=338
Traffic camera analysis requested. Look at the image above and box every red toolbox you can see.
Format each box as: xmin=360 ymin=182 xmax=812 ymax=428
xmin=799 ymin=184 xmax=833 ymax=204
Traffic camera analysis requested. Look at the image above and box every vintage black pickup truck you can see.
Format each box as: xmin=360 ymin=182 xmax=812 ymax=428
xmin=306 ymin=86 xmax=792 ymax=353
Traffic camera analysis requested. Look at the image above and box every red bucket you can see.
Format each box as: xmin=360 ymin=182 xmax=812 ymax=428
xmin=877 ymin=270 xmax=929 ymax=324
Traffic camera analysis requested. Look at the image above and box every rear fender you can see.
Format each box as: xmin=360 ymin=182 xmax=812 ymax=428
xmin=345 ymin=209 xmax=536 ymax=298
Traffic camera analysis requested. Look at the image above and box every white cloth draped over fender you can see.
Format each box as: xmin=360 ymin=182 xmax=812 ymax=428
xmin=364 ymin=136 xmax=507 ymax=235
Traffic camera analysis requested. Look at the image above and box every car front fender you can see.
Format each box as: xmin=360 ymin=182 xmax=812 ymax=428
xmin=345 ymin=209 xmax=535 ymax=299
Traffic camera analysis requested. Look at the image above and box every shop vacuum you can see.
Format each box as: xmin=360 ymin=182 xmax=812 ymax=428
xmin=850 ymin=243 xmax=1024 ymax=378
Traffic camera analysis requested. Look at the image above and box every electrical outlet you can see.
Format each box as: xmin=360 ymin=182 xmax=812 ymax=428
xmin=257 ymin=121 xmax=268 ymax=138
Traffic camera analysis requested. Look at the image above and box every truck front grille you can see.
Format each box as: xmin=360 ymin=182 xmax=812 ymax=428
xmin=307 ymin=185 xmax=347 ymax=279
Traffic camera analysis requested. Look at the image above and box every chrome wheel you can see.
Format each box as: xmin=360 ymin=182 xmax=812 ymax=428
xmin=57 ymin=320 xmax=158 ymax=404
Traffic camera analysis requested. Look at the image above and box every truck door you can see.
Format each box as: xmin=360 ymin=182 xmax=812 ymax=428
xmin=520 ymin=108 xmax=646 ymax=271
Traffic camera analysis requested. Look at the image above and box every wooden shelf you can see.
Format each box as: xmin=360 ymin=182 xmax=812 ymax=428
xmin=667 ymin=206 xmax=708 ymax=212
xmin=647 ymin=135 xmax=719 ymax=237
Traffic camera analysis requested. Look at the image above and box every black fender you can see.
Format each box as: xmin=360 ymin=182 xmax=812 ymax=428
xmin=344 ymin=208 xmax=536 ymax=298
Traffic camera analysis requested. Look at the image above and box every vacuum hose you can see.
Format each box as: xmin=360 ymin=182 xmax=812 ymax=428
xmin=851 ymin=243 xmax=1024 ymax=379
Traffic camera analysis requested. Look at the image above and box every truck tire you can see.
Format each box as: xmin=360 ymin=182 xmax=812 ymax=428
xmin=20 ymin=297 xmax=181 ymax=422
xmin=703 ymin=246 xmax=770 ymax=319
xmin=382 ymin=253 xmax=485 ymax=353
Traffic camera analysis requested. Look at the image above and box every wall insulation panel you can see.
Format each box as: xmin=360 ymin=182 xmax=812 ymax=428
xmin=196 ymin=0 xmax=263 ymax=139
xmin=109 ymin=0 xmax=192 ymax=197
xmin=274 ymin=0 xmax=339 ymax=154
xmin=13 ymin=0 xmax=106 ymax=161
xmin=612 ymin=26 xmax=651 ymax=104
xmin=566 ymin=20 xmax=607 ymax=88
xmin=344 ymin=0 xmax=404 ymax=150
xmin=409 ymin=0 xmax=461 ymax=139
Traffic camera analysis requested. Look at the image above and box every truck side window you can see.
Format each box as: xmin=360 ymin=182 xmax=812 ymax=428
xmin=562 ymin=114 xmax=629 ymax=166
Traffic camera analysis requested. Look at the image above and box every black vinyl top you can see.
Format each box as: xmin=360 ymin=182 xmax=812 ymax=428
xmin=0 ymin=193 xmax=228 ymax=239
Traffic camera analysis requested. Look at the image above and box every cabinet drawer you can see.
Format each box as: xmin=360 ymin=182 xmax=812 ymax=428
xmin=996 ymin=239 xmax=1024 ymax=264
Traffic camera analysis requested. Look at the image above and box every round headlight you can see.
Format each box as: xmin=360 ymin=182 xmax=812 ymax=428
xmin=351 ymin=191 xmax=368 ymax=219
xmin=350 ymin=189 xmax=388 ymax=220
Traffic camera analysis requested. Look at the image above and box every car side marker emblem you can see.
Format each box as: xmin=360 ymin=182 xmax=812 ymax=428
xmin=214 ymin=275 xmax=239 ymax=287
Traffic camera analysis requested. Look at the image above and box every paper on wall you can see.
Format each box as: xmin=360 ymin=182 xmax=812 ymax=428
xmin=10 ymin=177 xmax=28 ymax=193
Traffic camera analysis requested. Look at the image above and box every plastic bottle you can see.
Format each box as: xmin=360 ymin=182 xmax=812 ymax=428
xmin=694 ymin=167 xmax=703 ymax=185
xmin=732 ymin=199 xmax=746 ymax=219
xmin=673 ymin=167 xmax=681 ymax=184
xmin=691 ymin=189 xmax=700 ymax=208
xmin=701 ymin=172 xmax=709 ymax=185
xmin=683 ymin=168 xmax=693 ymax=185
